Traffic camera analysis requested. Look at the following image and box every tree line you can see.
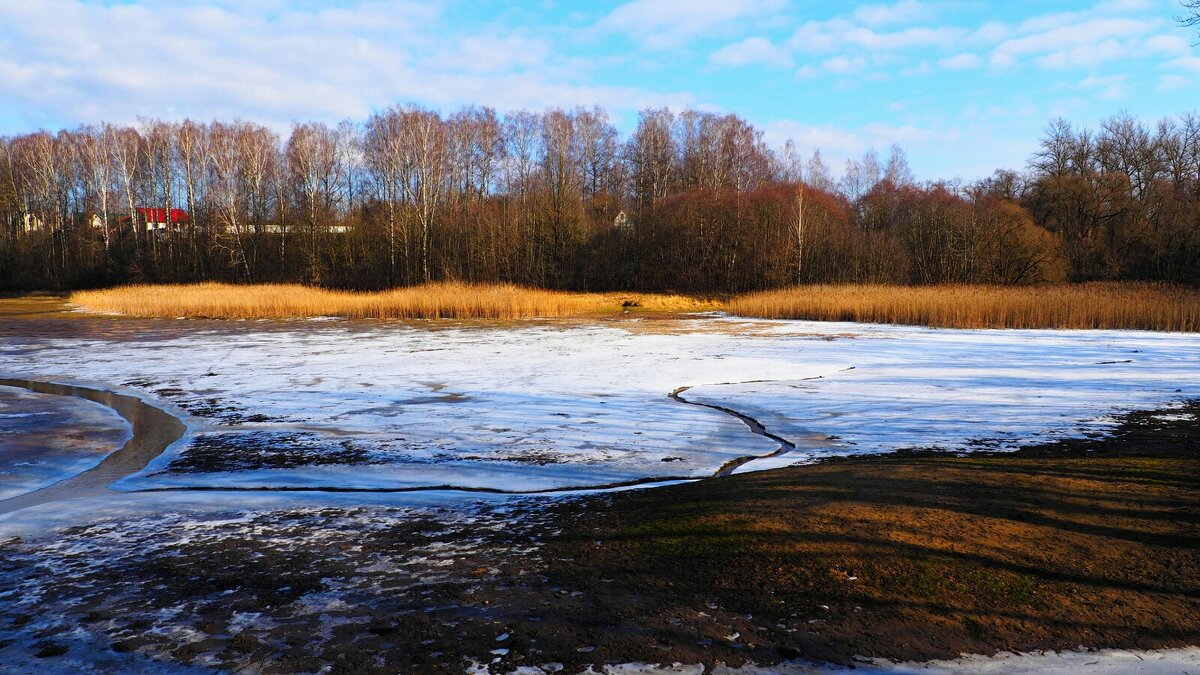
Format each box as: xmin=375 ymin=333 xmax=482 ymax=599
xmin=1 ymin=106 xmax=1197 ymax=292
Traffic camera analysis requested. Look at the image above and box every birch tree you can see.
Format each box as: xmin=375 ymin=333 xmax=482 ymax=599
xmin=399 ymin=107 xmax=449 ymax=283
xmin=77 ymin=125 xmax=114 ymax=254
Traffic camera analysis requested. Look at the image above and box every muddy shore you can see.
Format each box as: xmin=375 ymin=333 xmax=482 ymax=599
xmin=1 ymin=402 xmax=1196 ymax=673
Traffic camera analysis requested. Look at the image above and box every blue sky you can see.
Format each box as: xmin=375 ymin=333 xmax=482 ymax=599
xmin=2 ymin=0 xmax=1197 ymax=179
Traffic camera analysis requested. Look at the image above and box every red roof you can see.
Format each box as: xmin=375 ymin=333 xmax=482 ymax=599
xmin=135 ymin=208 xmax=189 ymax=223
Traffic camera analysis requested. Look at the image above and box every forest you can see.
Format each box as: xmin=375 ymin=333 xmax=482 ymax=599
xmin=1 ymin=106 xmax=1197 ymax=292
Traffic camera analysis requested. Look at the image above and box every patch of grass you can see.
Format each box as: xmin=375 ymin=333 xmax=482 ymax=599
xmin=726 ymin=282 xmax=1200 ymax=331
xmin=619 ymin=518 xmax=752 ymax=561
xmin=909 ymin=558 xmax=948 ymax=599
xmin=962 ymin=616 xmax=990 ymax=640
xmin=958 ymin=567 xmax=1039 ymax=606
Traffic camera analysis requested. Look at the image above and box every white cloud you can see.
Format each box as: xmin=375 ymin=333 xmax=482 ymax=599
xmin=970 ymin=22 xmax=1010 ymax=45
xmin=862 ymin=122 xmax=958 ymax=147
xmin=596 ymin=0 xmax=785 ymax=49
xmin=986 ymin=0 xmax=1195 ymax=72
xmin=938 ymin=52 xmax=981 ymax=70
xmin=1014 ymin=10 xmax=1082 ymax=35
xmin=762 ymin=118 xmax=964 ymax=179
xmin=1157 ymin=74 xmax=1192 ymax=91
xmin=1164 ymin=56 xmax=1200 ymax=73
xmin=771 ymin=7 xmax=975 ymax=80
xmin=1146 ymin=35 xmax=1193 ymax=57
xmin=1079 ymin=74 xmax=1128 ymax=100
xmin=1036 ymin=39 xmax=1129 ymax=69
xmin=0 ymin=0 xmax=696 ymax=133
xmin=991 ymin=17 xmax=1155 ymax=67
xmin=786 ymin=18 xmax=851 ymax=53
xmin=710 ymin=37 xmax=793 ymax=68
xmin=852 ymin=0 xmax=934 ymax=27
xmin=794 ymin=54 xmax=879 ymax=80
xmin=788 ymin=19 xmax=964 ymax=53
xmin=761 ymin=120 xmax=866 ymax=162
xmin=848 ymin=26 xmax=966 ymax=51
xmin=822 ymin=55 xmax=867 ymax=74
xmin=1094 ymin=0 xmax=1156 ymax=12
xmin=425 ymin=34 xmax=553 ymax=75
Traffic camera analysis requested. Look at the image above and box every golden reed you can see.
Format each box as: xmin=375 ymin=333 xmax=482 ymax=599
xmin=72 ymin=282 xmax=1200 ymax=331
xmin=70 ymin=282 xmax=717 ymax=320
xmin=725 ymin=283 xmax=1200 ymax=332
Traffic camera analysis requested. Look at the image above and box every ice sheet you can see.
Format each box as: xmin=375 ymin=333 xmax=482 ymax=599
xmin=682 ymin=326 xmax=1200 ymax=471
xmin=0 ymin=385 xmax=131 ymax=499
xmin=2 ymin=317 xmax=1197 ymax=493
xmin=508 ymin=647 xmax=1200 ymax=673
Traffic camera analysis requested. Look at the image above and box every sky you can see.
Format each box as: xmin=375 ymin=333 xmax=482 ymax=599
xmin=1 ymin=0 xmax=1198 ymax=180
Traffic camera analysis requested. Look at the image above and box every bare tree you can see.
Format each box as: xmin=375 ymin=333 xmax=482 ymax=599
xmin=364 ymin=107 xmax=410 ymax=284
xmin=399 ymin=107 xmax=449 ymax=283
xmin=574 ymin=106 xmax=619 ymax=204
xmin=448 ymin=106 xmax=503 ymax=202
xmin=502 ymin=110 xmax=541 ymax=278
xmin=77 ymin=125 xmax=114 ymax=254
xmin=839 ymin=150 xmax=882 ymax=202
xmin=12 ymin=131 xmax=76 ymax=276
xmin=287 ymin=121 xmax=342 ymax=279
xmin=0 ymin=138 xmax=23 ymax=239
xmin=883 ymin=144 xmax=914 ymax=186
xmin=806 ymin=150 xmax=835 ymax=192
xmin=207 ymin=122 xmax=252 ymax=280
xmin=628 ymin=108 xmax=677 ymax=210
xmin=794 ymin=183 xmax=806 ymax=283
xmin=716 ymin=114 xmax=772 ymax=196
xmin=143 ymin=119 xmax=178 ymax=266
xmin=540 ymin=108 xmax=584 ymax=283
xmin=336 ymin=120 xmax=364 ymax=211
xmin=3 ymin=103 xmax=1199 ymax=292
xmin=779 ymin=140 xmax=804 ymax=183
xmin=176 ymin=120 xmax=210 ymax=273
xmin=238 ymin=122 xmax=280 ymax=240
xmin=109 ymin=126 xmax=143 ymax=251
xmin=1181 ymin=0 xmax=1200 ymax=32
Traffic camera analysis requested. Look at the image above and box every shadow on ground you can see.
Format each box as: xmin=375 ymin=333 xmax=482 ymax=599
xmin=0 ymin=403 xmax=1196 ymax=673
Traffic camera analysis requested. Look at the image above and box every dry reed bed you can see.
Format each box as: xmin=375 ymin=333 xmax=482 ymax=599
xmin=69 ymin=283 xmax=715 ymax=320
xmin=71 ymin=282 xmax=1200 ymax=331
xmin=726 ymin=283 xmax=1200 ymax=332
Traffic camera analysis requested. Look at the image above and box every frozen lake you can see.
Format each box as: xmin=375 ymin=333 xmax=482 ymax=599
xmin=2 ymin=312 xmax=1198 ymax=501
xmin=2 ymin=308 xmax=1199 ymax=673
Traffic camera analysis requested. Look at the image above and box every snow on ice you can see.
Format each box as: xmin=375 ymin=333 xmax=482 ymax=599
xmin=1 ymin=316 xmax=1198 ymax=494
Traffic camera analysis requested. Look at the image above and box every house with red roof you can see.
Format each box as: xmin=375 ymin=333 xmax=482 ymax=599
xmin=120 ymin=208 xmax=190 ymax=232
